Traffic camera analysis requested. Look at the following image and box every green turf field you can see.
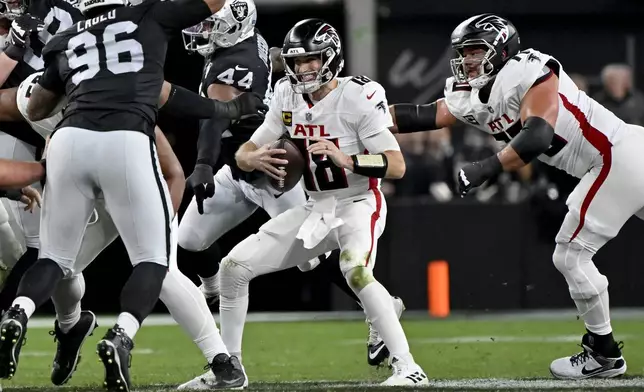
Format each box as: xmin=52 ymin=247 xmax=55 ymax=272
xmin=2 ymin=317 xmax=644 ymax=391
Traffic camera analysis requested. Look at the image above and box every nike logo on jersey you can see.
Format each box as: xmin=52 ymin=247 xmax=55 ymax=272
xmin=274 ymin=192 xmax=284 ymax=199
xmin=368 ymin=341 xmax=386 ymax=360
xmin=235 ymin=65 xmax=249 ymax=71
xmin=367 ymin=91 xmax=376 ymax=100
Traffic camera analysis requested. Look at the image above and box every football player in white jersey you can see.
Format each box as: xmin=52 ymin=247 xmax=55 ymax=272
xmin=212 ymin=19 xmax=428 ymax=387
xmin=1 ymin=71 xmax=248 ymax=389
xmin=388 ymin=14 xmax=639 ymax=380
xmin=177 ymin=1 xmax=404 ymax=377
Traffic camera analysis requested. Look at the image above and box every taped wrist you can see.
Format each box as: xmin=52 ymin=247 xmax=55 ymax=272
xmin=481 ymin=154 xmax=503 ymax=178
xmin=162 ymin=84 xmax=217 ymax=119
xmin=351 ymin=153 xmax=388 ymax=178
xmin=509 ymin=116 xmax=555 ymax=163
xmin=394 ymin=103 xmax=437 ymax=133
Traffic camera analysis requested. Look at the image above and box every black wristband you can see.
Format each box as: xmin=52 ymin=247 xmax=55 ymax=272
xmin=394 ymin=103 xmax=438 ymax=133
xmin=351 ymin=153 xmax=389 ymax=178
xmin=481 ymin=154 xmax=503 ymax=178
xmin=162 ymin=84 xmax=218 ymax=119
xmin=4 ymin=45 xmax=24 ymax=62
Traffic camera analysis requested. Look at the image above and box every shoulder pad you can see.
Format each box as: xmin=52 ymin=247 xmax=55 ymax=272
xmin=497 ymin=48 xmax=553 ymax=99
xmin=443 ymin=76 xmax=471 ymax=118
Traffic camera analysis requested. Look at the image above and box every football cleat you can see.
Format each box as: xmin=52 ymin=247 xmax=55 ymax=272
xmin=178 ymin=356 xmax=249 ymax=390
xmin=550 ymin=333 xmax=626 ymax=379
xmin=0 ymin=305 xmax=27 ymax=379
xmin=96 ymin=325 xmax=134 ymax=392
xmin=381 ymin=355 xmax=429 ymax=386
xmin=367 ymin=296 xmax=405 ymax=367
xmin=50 ymin=310 xmax=98 ymax=385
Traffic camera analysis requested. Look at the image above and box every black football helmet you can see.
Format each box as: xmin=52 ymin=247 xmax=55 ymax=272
xmin=450 ymin=14 xmax=520 ymax=89
xmin=281 ymin=19 xmax=344 ymax=94
xmin=0 ymin=0 xmax=28 ymax=19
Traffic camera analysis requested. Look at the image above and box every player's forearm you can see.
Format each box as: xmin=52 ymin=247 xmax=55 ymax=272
xmin=0 ymin=87 xmax=22 ymax=121
xmin=0 ymin=54 xmax=18 ymax=88
xmin=196 ymin=117 xmax=226 ymax=168
xmin=390 ymin=99 xmax=457 ymax=134
xmin=235 ymin=141 xmax=259 ymax=172
xmin=0 ymin=159 xmax=44 ymax=188
xmin=26 ymin=85 xmax=61 ymax=121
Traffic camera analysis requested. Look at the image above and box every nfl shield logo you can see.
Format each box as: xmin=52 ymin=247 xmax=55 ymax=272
xmin=230 ymin=0 xmax=249 ymax=22
xmin=305 ymin=112 xmax=312 ymax=122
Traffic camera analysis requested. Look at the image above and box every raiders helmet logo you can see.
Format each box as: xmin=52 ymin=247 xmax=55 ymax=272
xmin=474 ymin=15 xmax=509 ymax=46
xmin=230 ymin=0 xmax=249 ymax=22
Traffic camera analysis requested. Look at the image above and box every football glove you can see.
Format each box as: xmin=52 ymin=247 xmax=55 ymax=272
xmin=187 ymin=163 xmax=215 ymax=215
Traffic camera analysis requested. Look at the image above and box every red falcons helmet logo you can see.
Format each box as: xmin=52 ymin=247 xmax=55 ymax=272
xmin=313 ymin=24 xmax=340 ymax=47
xmin=474 ymin=15 xmax=510 ymax=45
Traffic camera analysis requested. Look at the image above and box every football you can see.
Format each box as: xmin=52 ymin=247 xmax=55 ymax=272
xmin=268 ymin=139 xmax=305 ymax=193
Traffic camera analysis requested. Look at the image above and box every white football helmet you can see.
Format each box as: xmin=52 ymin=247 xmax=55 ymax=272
xmin=78 ymin=0 xmax=127 ymax=15
xmin=182 ymin=0 xmax=256 ymax=57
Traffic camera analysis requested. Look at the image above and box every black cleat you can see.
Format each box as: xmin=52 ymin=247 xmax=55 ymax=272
xmin=50 ymin=310 xmax=98 ymax=385
xmin=96 ymin=325 xmax=134 ymax=392
xmin=209 ymin=354 xmax=247 ymax=389
xmin=0 ymin=305 xmax=27 ymax=379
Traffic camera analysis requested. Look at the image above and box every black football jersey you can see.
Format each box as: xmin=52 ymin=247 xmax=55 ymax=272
xmin=198 ymin=29 xmax=271 ymax=181
xmin=3 ymin=0 xmax=83 ymax=88
xmin=39 ymin=0 xmax=212 ymax=136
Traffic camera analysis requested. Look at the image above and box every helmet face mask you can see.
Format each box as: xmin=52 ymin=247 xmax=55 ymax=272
xmin=0 ymin=0 xmax=28 ymax=19
xmin=282 ymin=47 xmax=341 ymax=94
xmin=182 ymin=17 xmax=216 ymax=57
xmin=450 ymin=41 xmax=497 ymax=89
xmin=281 ymin=20 xmax=344 ymax=95
xmin=182 ymin=0 xmax=256 ymax=57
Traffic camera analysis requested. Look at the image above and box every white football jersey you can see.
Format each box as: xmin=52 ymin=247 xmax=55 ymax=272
xmin=444 ymin=48 xmax=628 ymax=178
xmin=16 ymin=72 xmax=64 ymax=139
xmin=253 ymin=76 xmax=394 ymax=199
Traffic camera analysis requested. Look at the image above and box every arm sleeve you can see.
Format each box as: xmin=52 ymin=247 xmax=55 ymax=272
xmin=38 ymin=61 xmax=65 ymax=95
xmin=362 ymin=130 xmax=401 ymax=154
xmin=150 ymin=0 xmax=213 ymax=35
xmin=196 ymin=116 xmax=228 ymax=167
xmin=355 ymin=82 xmax=394 ymax=140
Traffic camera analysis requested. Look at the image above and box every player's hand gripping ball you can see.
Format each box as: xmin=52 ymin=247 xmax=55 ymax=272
xmin=268 ymin=139 xmax=304 ymax=193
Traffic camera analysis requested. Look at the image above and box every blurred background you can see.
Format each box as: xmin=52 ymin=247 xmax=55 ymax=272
xmin=73 ymin=0 xmax=644 ymax=316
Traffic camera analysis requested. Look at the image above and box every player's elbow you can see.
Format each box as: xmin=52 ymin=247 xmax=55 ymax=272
xmin=385 ymin=151 xmax=406 ymax=179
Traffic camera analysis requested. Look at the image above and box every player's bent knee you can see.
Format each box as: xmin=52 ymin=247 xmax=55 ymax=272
xmin=552 ymin=242 xmax=608 ymax=300
xmin=345 ymin=266 xmax=376 ymax=292
xmin=219 ymin=256 xmax=254 ymax=299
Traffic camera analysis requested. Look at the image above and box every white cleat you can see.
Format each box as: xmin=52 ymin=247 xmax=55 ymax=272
xmin=367 ymin=296 xmax=405 ymax=367
xmin=177 ymin=362 xmax=248 ymax=390
xmin=381 ymin=355 xmax=429 ymax=386
xmin=550 ymin=334 xmax=626 ymax=380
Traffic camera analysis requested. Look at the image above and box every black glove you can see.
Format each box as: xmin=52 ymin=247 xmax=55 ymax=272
xmin=457 ymin=154 xmax=503 ymax=197
xmin=5 ymin=14 xmax=44 ymax=61
xmin=216 ymin=92 xmax=268 ymax=120
xmin=187 ymin=163 xmax=215 ymax=215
